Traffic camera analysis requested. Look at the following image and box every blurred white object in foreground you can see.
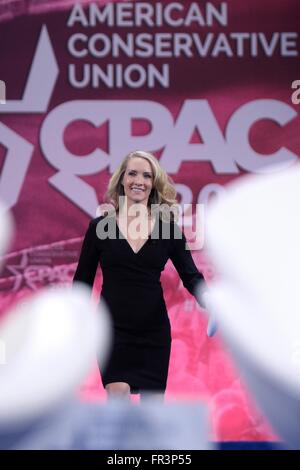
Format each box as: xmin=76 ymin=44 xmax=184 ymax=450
xmin=0 ymin=201 xmax=13 ymax=267
xmin=205 ymin=164 xmax=300 ymax=448
xmin=0 ymin=285 xmax=111 ymax=428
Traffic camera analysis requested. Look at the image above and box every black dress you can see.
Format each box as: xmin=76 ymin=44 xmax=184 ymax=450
xmin=73 ymin=213 xmax=205 ymax=393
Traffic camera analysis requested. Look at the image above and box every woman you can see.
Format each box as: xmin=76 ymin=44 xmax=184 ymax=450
xmin=73 ymin=150 xmax=207 ymax=400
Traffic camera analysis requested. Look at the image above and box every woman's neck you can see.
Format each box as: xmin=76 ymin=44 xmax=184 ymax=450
xmin=118 ymin=202 xmax=150 ymax=220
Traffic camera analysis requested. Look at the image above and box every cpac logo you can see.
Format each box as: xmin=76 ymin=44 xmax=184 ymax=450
xmin=0 ymin=26 xmax=298 ymax=215
xmin=291 ymin=80 xmax=300 ymax=105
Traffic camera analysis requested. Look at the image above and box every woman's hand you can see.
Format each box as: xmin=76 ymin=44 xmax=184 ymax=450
xmin=201 ymin=290 xmax=218 ymax=337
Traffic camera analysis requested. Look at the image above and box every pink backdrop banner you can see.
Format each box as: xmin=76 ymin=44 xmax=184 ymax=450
xmin=0 ymin=0 xmax=299 ymax=441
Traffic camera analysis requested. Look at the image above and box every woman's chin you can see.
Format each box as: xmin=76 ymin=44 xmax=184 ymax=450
xmin=128 ymin=196 xmax=148 ymax=204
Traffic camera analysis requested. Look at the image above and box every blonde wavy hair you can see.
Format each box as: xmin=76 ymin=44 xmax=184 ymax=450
xmin=104 ymin=150 xmax=178 ymax=217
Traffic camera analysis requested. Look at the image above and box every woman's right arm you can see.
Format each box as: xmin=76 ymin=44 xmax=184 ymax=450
xmin=73 ymin=219 xmax=100 ymax=289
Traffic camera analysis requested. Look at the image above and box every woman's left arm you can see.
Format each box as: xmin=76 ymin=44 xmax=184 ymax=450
xmin=169 ymin=223 xmax=207 ymax=307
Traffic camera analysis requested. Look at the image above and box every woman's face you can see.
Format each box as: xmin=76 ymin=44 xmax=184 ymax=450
xmin=121 ymin=157 xmax=153 ymax=208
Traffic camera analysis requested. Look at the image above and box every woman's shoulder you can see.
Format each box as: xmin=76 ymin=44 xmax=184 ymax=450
xmin=89 ymin=212 xmax=114 ymax=227
xmin=87 ymin=215 xmax=111 ymax=236
xmin=158 ymin=214 xmax=183 ymax=241
xmin=89 ymin=213 xmax=118 ymax=241
xmin=89 ymin=215 xmax=105 ymax=226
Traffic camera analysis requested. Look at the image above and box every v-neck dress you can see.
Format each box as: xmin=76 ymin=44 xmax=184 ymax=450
xmin=73 ymin=213 xmax=205 ymax=393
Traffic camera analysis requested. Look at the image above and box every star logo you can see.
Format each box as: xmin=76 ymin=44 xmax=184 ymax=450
xmin=0 ymin=26 xmax=59 ymax=209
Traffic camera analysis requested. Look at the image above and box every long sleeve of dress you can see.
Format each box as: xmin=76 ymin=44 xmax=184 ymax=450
xmin=73 ymin=219 xmax=99 ymax=289
xmin=169 ymin=222 xmax=206 ymax=306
